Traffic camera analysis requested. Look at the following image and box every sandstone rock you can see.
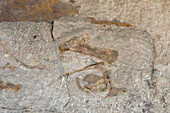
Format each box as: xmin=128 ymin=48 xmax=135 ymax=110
xmin=0 ymin=17 xmax=156 ymax=112
xmin=0 ymin=0 xmax=77 ymax=22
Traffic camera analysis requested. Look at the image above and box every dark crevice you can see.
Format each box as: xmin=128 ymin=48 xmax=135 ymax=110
xmin=151 ymin=38 xmax=156 ymax=75
xmin=50 ymin=20 xmax=63 ymax=77
xmin=50 ymin=21 xmax=55 ymax=41
xmin=50 ymin=21 xmax=71 ymax=109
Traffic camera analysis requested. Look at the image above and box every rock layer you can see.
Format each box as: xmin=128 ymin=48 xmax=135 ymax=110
xmin=0 ymin=17 xmax=156 ymax=112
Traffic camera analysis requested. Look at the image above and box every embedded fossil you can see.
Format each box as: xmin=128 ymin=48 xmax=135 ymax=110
xmin=58 ymin=33 xmax=128 ymax=96
xmin=76 ymin=71 xmax=110 ymax=93
xmin=0 ymin=79 xmax=21 ymax=93
xmin=76 ymin=70 xmax=127 ymax=97
xmin=59 ymin=33 xmax=118 ymax=64
xmin=0 ymin=39 xmax=45 ymax=70
xmin=3 ymin=62 xmax=18 ymax=72
xmin=0 ymin=17 xmax=154 ymax=111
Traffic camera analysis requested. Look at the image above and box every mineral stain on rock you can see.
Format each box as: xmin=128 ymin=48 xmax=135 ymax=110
xmin=88 ymin=17 xmax=132 ymax=27
xmin=0 ymin=0 xmax=77 ymax=22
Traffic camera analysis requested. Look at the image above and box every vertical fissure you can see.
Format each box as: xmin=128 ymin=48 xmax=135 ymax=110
xmin=50 ymin=21 xmax=71 ymax=109
xmin=50 ymin=21 xmax=64 ymax=77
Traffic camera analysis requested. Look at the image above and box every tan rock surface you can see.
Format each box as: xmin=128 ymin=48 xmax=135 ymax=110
xmin=72 ymin=0 xmax=170 ymax=76
xmin=0 ymin=17 xmax=156 ymax=112
xmin=0 ymin=0 xmax=169 ymax=112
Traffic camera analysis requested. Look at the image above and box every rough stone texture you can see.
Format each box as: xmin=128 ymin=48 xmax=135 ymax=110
xmin=71 ymin=0 xmax=170 ymax=112
xmin=0 ymin=16 xmax=156 ymax=112
xmin=72 ymin=0 xmax=170 ymax=76
xmin=0 ymin=0 xmax=77 ymax=22
xmin=0 ymin=0 xmax=169 ymax=112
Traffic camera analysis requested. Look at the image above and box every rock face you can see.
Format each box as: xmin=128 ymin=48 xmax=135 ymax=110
xmin=0 ymin=17 xmax=157 ymax=112
xmin=0 ymin=0 xmax=77 ymax=22
xmin=72 ymin=0 xmax=170 ymax=81
xmin=54 ymin=16 xmax=154 ymax=95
